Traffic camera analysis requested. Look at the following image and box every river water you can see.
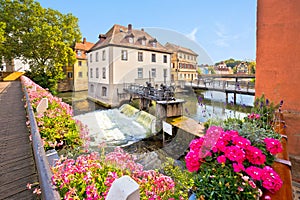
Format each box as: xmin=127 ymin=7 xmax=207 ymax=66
xmin=57 ymin=89 xmax=254 ymax=118
xmin=57 ymin=88 xmax=254 ymax=152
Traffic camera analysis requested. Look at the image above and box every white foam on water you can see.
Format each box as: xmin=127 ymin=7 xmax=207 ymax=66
xmin=74 ymin=105 xmax=155 ymax=147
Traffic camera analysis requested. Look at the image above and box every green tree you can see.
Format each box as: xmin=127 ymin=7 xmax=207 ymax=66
xmin=208 ymin=65 xmax=216 ymax=74
xmin=0 ymin=0 xmax=81 ymax=93
xmin=0 ymin=22 xmax=5 ymax=44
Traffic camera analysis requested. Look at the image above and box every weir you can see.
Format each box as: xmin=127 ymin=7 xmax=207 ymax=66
xmin=119 ymin=104 xmax=157 ymax=133
xmin=74 ymin=104 xmax=159 ymax=148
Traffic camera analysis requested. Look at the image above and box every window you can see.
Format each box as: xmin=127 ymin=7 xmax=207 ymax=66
xmin=90 ymin=84 xmax=94 ymax=93
xmin=163 ymin=55 xmax=167 ymax=63
xmin=163 ymin=68 xmax=167 ymax=78
xmin=102 ymin=67 xmax=106 ymax=79
xmin=129 ymin=37 xmax=134 ymax=44
xmin=78 ymin=61 xmax=82 ymax=66
xmin=90 ymin=68 xmax=93 ymax=78
xmin=151 ymin=68 xmax=156 ymax=78
xmin=151 ymin=54 xmax=156 ymax=62
xmin=78 ymin=72 xmax=83 ymax=77
xmin=141 ymin=39 xmax=146 ymax=46
xmin=96 ymin=52 xmax=99 ymax=62
xmin=102 ymin=87 xmax=107 ymax=96
xmin=121 ymin=50 xmax=128 ymax=60
xmin=138 ymin=52 xmax=143 ymax=62
xmin=152 ymin=42 xmax=157 ymax=47
xmin=90 ymin=54 xmax=92 ymax=63
xmin=102 ymin=50 xmax=106 ymax=61
xmin=67 ymin=72 xmax=73 ymax=78
xmin=138 ymin=68 xmax=143 ymax=78
xmin=77 ymin=50 xmax=82 ymax=56
xmin=96 ymin=68 xmax=99 ymax=78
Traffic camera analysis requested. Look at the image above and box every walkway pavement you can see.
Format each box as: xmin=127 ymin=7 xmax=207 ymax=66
xmin=0 ymin=81 xmax=39 ymax=199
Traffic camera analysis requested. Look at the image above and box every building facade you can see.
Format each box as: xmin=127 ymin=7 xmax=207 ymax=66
xmin=215 ymin=61 xmax=231 ymax=74
xmin=165 ymin=42 xmax=198 ymax=82
xmin=58 ymin=38 xmax=94 ymax=92
xmin=87 ymin=24 xmax=172 ymax=107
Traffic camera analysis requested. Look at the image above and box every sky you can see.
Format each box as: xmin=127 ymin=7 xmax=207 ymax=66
xmin=36 ymin=0 xmax=257 ymax=65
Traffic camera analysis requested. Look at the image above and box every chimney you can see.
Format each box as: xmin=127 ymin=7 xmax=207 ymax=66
xmin=83 ymin=37 xmax=86 ymax=44
xmin=128 ymin=24 xmax=132 ymax=32
xmin=98 ymin=34 xmax=107 ymax=42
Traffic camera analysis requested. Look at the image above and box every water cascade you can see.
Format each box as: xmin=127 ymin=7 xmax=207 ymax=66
xmin=135 ymin=111 xmax=157 ymax=134
xmin=74 ymin=104 xmax=158 ymax=148
xmin=119 ymin=103 xmax=139 ymax=117
xmin=120 ymin=104 xmax=157 ymax=134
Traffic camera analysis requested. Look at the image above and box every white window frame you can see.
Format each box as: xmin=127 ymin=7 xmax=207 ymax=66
xmin=102 ymin=67 xmax=106 ymax=79
xmin=138 ymin=52 xmax=143 ymax=62
xmin=121 ymin=50 xmax=128 ymax=60
xmin=138 ymin=68 xmax=143 ymax=78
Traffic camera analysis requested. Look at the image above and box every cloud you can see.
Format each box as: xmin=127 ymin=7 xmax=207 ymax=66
xmin=186 ymin=28 xmax=198 ymax=41
xmin=213 ymin=22 xmax=239 ymax=47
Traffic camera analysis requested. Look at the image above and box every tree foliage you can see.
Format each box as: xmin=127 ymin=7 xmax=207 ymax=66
xmin=0 ymin=0 xmax=81 ymax=93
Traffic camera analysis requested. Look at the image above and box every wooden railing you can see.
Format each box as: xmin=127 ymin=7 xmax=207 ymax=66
xmin=261 ymin=112 xmax=293 ymax=199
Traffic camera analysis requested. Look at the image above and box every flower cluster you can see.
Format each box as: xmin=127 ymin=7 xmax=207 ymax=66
xmin=21 ymin=76 xmax=89 ymax=152
xmin=185 ymin=126 xmax=283 ymax=199
xmin=248 ymin=113 xmax=260 ymax=119
xmin=52 ymin=148 xmax=179 ymax=200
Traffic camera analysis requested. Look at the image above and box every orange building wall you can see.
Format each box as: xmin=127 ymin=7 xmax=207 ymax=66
xmin=256 ymin=0 xmax=300 ymax=181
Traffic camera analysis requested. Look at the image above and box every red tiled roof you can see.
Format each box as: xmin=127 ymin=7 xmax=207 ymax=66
xmin=165 ymin=42 xmax=198 ymax=56
xmin=89 ymin=24 xmax=172 ymax=54
xmin=75 ymin=38 xmax=94 ymax=59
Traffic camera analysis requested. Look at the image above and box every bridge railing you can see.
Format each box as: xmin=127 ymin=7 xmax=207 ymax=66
xmin=188 ymin=80 xmax=255 ymax=92
xmin=23 ymin=86 xmax=60 ymax=200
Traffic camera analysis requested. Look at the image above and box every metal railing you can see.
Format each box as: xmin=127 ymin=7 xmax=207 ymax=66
xmin=23 ymin=86 xmax=60 ymax=200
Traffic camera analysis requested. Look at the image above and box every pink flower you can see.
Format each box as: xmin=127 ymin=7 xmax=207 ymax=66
xmin=217 ymin=155 xmax=226 ymax=164
xmin=264 ymin=195 xmax=272 ymax=200
xmin=264 ymin=138 xmax=283 ymax=155
xmin=189 ymin=138 xmax=204 ymax=152
xmin=248 ymin=113 xmax=260 ymax=119
xmin=224 ymin=146 xmax=246 ymax=163
xmin=261 ymin=166 xmax=283 ymax=193
xmin=33 ymin=188 xmax=41 ymax=195
xmin=245 ymin=166 xmax=263 ymax=181
xmin=245 ymin=146 xmax=266 ymax=165
xmin=232 ymin=136 xmax=251 ymax=148
xmin=26 ymin=183 xmax=32 ymax=189
xmin=185 ymin=150 xmax=201 ymax=172
xmin=220 ymin=130 xmax=239 ymax=142
xmin=238 ymin=186 xmax=244 ymax=191
xmin=248 ymin=180 xmax=256 ymax=189
xmin=215 ymin=139 xmax=228 ymax=152
xmin=232 ymin=162 xmax=245 ymax=172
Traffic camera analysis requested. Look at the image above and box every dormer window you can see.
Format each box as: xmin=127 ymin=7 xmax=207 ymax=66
xmin=152 ymin=42 xmax=157 ymax=47
xmin=149 ymin=38 xmax=157 ymax=47
xmin=77 ymin=50 xmax=82 ymax=56
xmin=141 ymin=39 xmax=146 ymax=46
xmin=129 ymin=37 xmax=134 ymax=44
xmin=125 ymin=33 xmax=135 ymax=44
xmin=138 ymin=36 xmax=147 ymax=46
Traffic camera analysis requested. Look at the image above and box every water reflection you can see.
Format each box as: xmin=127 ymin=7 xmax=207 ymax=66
xmin=57 ymin=91 xmax=107 ymax=115
xmin=175 ymin=89 xmax=254 ymax=123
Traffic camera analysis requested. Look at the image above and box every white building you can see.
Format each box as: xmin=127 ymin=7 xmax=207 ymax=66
xmin=87 ymin=24 xmax=172 ymax=107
